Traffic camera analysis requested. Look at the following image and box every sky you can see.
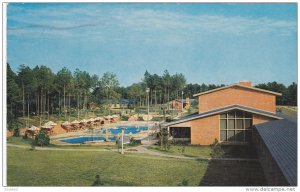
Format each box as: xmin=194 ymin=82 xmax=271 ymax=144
xmin=6 ymin=3 xmax=297 ymax=87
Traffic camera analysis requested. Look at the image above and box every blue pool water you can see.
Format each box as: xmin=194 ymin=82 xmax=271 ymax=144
xmin=60 ymin=125 xmax=147 ymax=144
xmin=61 ymin=136 xmax=116 ymax=144
xmin=100 ymin=125 xmax=148 ymax=135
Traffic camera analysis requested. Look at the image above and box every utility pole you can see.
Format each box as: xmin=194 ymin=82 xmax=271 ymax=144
xmin=154 ymin=90 xmax=157 ymax=112
xmin=121 ymin=127 xmax=124 ymax=154
xmin=182 ymin=91 xmax=184 ymax=115
xmin=146 ymin=88 xmax=150 ymax=142
xmin=27 ymin=94 xmax=29 ymax=128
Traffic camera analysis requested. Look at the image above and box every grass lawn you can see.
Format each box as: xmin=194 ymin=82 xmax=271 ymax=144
xmin=150 ymin=145 xmax=212 ymax=158
xmin=6 ymin=136 xmax=34 ymax=146
xmin=7 ymin=136 xmax=125 ymax=150
xmin=7 ymin=146 xmax=208 ymax=186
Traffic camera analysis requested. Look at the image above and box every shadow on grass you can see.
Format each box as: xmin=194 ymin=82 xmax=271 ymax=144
xmin=199 ymin=145 xmax=266 ymax=186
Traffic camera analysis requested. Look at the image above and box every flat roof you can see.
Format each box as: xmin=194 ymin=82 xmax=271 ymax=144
xmin=193 ymin=83 xmax=282 ymax=97
xmin=164 ymin=104 xmax=282 ymax=127
xmin=255 ymin=119 xmax=297 ymax=186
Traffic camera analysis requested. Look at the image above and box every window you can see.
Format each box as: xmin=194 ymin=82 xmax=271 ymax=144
xmin=170 ymin=127 xmax=191 ymax=138
xmin=220 ymin=110 xmax=253 ymax=142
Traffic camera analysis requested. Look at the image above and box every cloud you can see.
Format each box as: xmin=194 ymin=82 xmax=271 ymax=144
xmin=8 ymin=23 xmax=97 ymax=31
xmin=7 ymin=4 xmax=297 ymax=41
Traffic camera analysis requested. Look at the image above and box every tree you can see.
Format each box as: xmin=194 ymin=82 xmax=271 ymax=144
xmin=32 ymin=130 xmax=50 ymax=147
xmin=17 ymin=64 xmax=33 ymax=117
xmin=127 ymin=83 xmax=146 ymax=107
xmin=287 ymin=82 xmax=297 ymax=106
xmin=99 ymin=72 xmax=120 ymax=105
xmin=162 ymin=70 xmax=171 ymax=104
xmin=73 ymin=69 xmax=98 ymax=118
xmin=170 ymin=73 xmax=186 ymax=100
xmin=33 ymin=66 xmax=55 ymax=124
xmin=7 ymin=63 xmax=21 ymax=117
xmin=56 ymin=67 xmax=73 ymax=119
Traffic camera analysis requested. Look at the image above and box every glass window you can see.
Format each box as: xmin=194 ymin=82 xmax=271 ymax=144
xmin=236 ymin=119 xmax=243 ymax=129
xmin=228 ymin=130 xmax=235 ymax=141
xmin=220 ymin=130 xmax=227 ymax=141
xmin=228 ymin=119 xmax=235 ymax=129
xmin=245 ymin=112 xmax=252 ymax=118
xmin=220 ymin=119 xmax=227 ymax=129
xmin=245 ymin=119 xmax=252 ymax=129
xmin=236 ymin=130 xmax=244 ymax=142
xmin=228 ymin=111 xmax=235 ymax=118
xmin=219 ymin=110 xmax=252 ymax=142
xmin=170 ymin=127 xmax=191 ymax=138
xmin=236 ymin=111 xmax=244 ymax=118
xmin=220 ymin=113 xmax=227 ymax=118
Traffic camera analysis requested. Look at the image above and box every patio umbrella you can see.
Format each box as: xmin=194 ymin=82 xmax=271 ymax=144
xmin=61 ymin=121 xmax=70 ymax=126
xmin=45 ymin=121 xmax=57 ymax=126
xmin=94 ymin=117 xmax=101 ymax=121
xmin=42 ymin=124 xmax=53 ymax=129
xmin=28 ymin=126 xmax=40 ymax=131
xmin=71 ymin=120 xmax=80 ymax=124
xmin=80 ymin=119 xmax=88 ymax=124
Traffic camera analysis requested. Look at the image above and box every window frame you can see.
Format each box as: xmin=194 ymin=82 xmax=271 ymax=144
xmin=220 ymin=110 xmax=253 ymax=142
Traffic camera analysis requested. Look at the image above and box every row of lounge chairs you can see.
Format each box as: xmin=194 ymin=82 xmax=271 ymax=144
xmin=61 ymin=115 xmax=119 ymax=132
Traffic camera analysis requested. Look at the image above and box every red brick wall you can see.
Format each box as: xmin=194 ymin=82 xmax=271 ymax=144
xmin=169 ymin=113 xmax=276 ymax=145
xmin=198 ymin=87 xmax=276 ymax=113
xmin=190 ymin=115 xmax=219 ymax=145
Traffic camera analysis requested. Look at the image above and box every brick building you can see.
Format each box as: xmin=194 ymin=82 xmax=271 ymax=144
xmin=169 ymin=98 xmax=195 ymax=110
xmin=164 ymin=81 xmax=282 ymax=145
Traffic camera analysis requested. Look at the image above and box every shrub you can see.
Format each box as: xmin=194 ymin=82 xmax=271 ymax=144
xmin=22 ymin=133 xmax=28 ymax=139
xmin=32 ymin=130 xmax=50 ymax=147
xmin=92 ymin=174 xmax=104 ymax=186
xmin=120 ymin=116 xmax=129 ymax=121
xmin=210 ymin=138 xmax=224 ymax=158
xmin=157 ymin=127 xmax=170 ymax=151
xmin=178 ymin=178 xmax=189 ymax=186
xmin=129 ymin=137 xmax=141 ymax=146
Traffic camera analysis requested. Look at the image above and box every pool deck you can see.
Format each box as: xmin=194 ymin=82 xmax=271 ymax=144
xmin=50 ymin=121 xmax=158 ymax=145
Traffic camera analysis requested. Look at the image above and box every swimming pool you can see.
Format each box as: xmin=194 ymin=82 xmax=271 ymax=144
xmin=60 ymin=136 xmax=116 ymax=144
xmin=59 ymin=125 xmax=148 ymax=144
xmin=99 ymin=125 xmax=148 ymax=135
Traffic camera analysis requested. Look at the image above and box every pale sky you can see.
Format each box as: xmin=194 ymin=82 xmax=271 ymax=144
xmin=7 ymin=3 xmax=297 ymax=86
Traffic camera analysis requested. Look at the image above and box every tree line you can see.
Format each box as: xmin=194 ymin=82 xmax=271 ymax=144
xmin=7 ymin=63 xmax=297 ymax=125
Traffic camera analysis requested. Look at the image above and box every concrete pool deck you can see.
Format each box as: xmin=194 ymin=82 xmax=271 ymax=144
xmin=50 ymin=121 xmax=158 ymax=145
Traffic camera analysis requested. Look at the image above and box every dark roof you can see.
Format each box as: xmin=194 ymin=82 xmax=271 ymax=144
xmin=276 ymin=112 xmax=297 ymax=123
xmin=255 ymin=119 xmax=297 ymax=186
xmin=170 ymin=99 xmax=197 ymax=103
xmin=164 ymin=104 xmax=282 ymax=126
xmin=111 ymin=99 xmax=135 ymax=104
xmin=193 ymin=83 xmax=282 ymax=97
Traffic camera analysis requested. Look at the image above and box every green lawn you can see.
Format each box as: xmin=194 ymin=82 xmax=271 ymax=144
xmin=150 ymin=145 xmax=212 ymax=158
xmin=7 ymin=136 xmax=125 ymax=150
xmin=6 ymin=136 xmax=34 ymax=145
xmin=7 ymin=146 xmax=208 ymax=186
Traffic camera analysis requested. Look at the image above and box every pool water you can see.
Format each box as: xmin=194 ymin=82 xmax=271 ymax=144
xmin=61 ymin=136 xmax=116 ymax=144
xmin=60 ymin=125 xmax=148 ymax=144
xmin=100 ymin=125 xmax=148 ymax=135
